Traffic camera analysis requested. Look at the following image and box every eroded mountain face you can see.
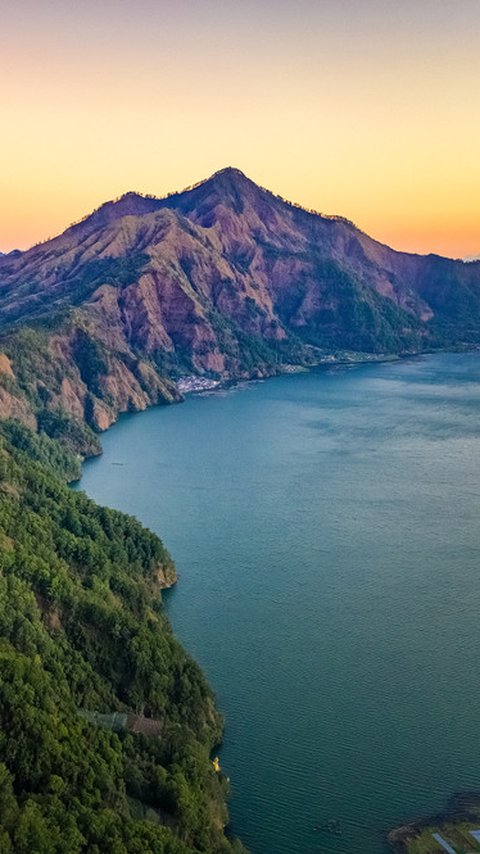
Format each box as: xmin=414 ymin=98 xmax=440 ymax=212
xmin=1 ymin=168 xmax=479 ymax=445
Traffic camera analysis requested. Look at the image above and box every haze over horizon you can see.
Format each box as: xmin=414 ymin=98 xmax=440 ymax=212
xmin=2 ymin=0 xmax=479 ymax=258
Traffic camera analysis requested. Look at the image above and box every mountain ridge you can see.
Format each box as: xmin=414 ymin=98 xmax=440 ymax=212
xmin=58 ymin=167 xmax=468 ymax=264
xmin=54 ymin=168 xmax=395 ymax=259
xmin=1 ymin=168 xmax=479 ymax=451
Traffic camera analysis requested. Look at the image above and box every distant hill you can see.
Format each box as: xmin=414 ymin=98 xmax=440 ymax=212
xmin=1 ymin=167 xmax=480 ymax=445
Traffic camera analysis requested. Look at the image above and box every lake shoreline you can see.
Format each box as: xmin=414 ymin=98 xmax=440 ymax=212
xmin=77 ymin=345 xmax=480 ymax=467
xmin=75 ymin=350 xmax=480 ymax=854
xmin=388 ymin=791 xmax=480 ymax=852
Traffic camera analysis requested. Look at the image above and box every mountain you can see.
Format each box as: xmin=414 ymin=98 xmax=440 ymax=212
xmin=1 ymin=167 xmax=480 ymax=448
xmin=0 ymin=172 xmax=267 ymax=853
xmin=0 ymin=169 xmax=479 ymax=853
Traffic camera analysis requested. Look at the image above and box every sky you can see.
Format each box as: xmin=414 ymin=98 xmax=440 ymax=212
xmin=1 ymin=0 xmax=479 ymax=258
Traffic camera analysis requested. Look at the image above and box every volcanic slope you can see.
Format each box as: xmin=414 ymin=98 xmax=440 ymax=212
xmin=1 ymin=167 xmax=479 ymax=444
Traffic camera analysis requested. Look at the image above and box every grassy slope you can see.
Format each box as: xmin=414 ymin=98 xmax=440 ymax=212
xmin=406 ymin=822 xmax=480 ymax=853
xmin=389 ymin=794 xmax=480 ymax=854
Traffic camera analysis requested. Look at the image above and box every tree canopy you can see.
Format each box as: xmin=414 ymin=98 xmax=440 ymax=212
xmin=0 ymin=420 xmax=246 ymax=853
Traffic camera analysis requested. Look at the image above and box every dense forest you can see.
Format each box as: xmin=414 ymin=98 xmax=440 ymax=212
xmin=0 ymin=420 xmax=246 ymax=853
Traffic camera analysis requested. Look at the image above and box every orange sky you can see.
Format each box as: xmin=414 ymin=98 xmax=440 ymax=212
xmin=1 ymin=0 xmax=479 ymax=258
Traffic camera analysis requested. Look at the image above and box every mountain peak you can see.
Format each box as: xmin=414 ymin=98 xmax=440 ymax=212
xmin=155 ymin=166 xmax=269 ymax=225
xmin=210 ymin=166 xmax=248 ymax=181
xmin=185 ymin=166 xmax=255 ymax=198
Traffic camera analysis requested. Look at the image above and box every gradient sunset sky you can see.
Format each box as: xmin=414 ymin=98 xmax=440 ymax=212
xmin=2 ymin=0 xmax=479 ymax=257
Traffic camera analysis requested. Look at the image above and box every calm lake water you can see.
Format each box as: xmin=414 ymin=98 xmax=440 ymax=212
xmin=76 ymin=353 xmax=480 ymax=854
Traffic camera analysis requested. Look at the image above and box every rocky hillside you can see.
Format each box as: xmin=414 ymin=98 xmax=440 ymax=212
xmin=1 ymin=167 xmax=479 ymax=449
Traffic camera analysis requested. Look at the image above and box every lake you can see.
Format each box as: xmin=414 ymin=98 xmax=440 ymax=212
xmin=76 ymin=353 xmax=480 ymax=854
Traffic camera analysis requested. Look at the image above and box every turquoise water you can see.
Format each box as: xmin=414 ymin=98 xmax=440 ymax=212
xmin=77 ymin=354 xmax=480 ymax=854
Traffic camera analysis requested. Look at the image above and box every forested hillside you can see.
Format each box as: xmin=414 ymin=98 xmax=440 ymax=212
xmin=0 ymin=421 xmax=245 ymax=853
